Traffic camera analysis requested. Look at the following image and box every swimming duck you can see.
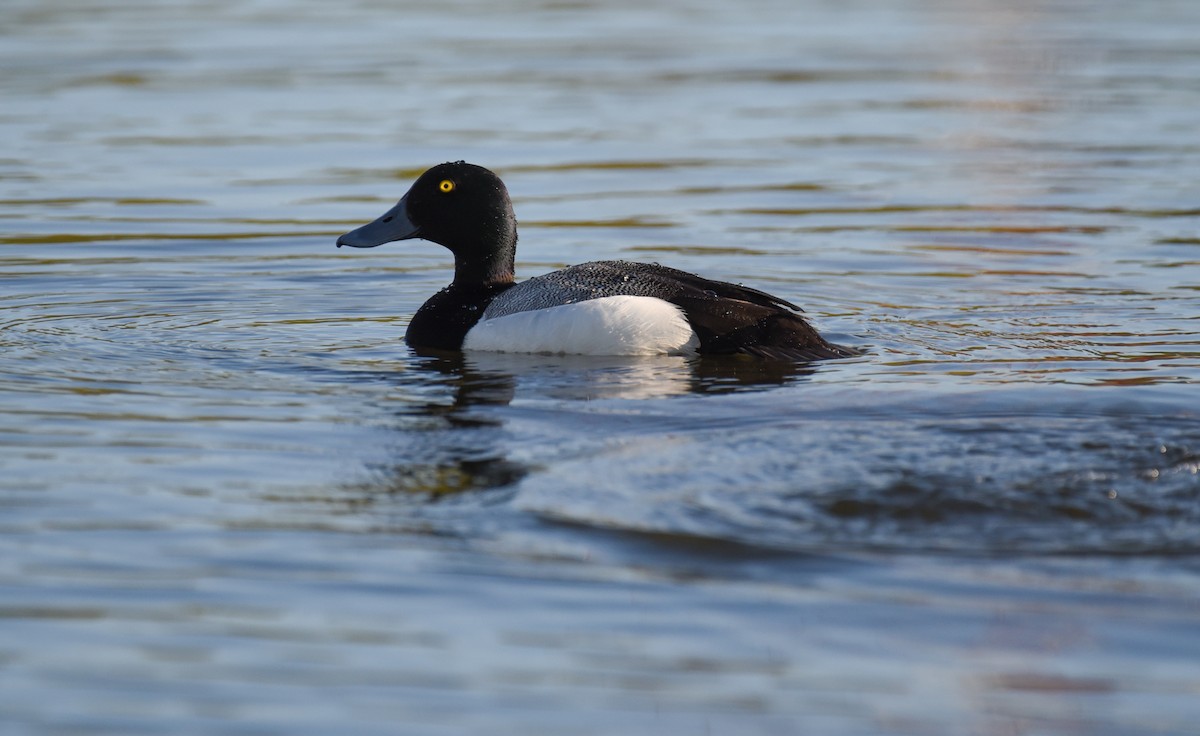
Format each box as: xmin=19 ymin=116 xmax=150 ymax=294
xmin=337 ymin=161 xmax=855 ymax=360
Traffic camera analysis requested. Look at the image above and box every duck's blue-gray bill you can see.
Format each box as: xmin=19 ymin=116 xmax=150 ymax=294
xmin=336 ymin=194 xmax=419 ymax=248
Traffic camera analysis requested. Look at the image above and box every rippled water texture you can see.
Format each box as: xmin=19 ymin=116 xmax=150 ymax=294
xmin=2 ymin=1 xmax=1199 ymax=734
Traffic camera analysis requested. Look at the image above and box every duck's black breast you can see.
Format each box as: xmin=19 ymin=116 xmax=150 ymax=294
xmin=405 ymin=282 xmax=514 ymax=351
xmin=481 ymin=260 xmax=856 ymax=360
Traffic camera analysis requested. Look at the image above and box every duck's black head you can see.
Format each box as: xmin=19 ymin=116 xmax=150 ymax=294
xmin=337 ymin=161 xmax=517 ymax=286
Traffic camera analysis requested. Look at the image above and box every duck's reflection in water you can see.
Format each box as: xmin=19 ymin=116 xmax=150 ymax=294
xmin=357 ymin=350 xmax=823 ymax=499
xmin=415 ymin=349 xmax=822 ymax=405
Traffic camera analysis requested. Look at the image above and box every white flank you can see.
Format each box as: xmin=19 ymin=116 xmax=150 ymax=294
xmin=462 ymin=295 xmax=699 ymax=356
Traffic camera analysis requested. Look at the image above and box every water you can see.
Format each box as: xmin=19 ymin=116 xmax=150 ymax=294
xmin=2 ymin=0 xmax=1199 ymax=733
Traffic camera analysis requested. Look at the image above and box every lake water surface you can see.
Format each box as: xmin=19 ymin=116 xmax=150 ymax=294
xmin=2 ymin=1 xmax=1199 ymax=734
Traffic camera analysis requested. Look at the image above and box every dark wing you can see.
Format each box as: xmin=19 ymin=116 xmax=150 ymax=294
xmin=670 ymin=293 xmax=857 ymax=360
xmin=611 ymin=262 xmax=857 ymax=360
xmin=603 ymin=261 xmax=799 ymax=310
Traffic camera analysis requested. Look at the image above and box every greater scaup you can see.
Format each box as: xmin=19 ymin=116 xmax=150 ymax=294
xmin=337 ymin=161 xmax=856 ymax=360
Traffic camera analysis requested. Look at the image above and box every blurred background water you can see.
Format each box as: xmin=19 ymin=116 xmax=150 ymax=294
xmin=2 ymin=0 xmax=1199 ymax=734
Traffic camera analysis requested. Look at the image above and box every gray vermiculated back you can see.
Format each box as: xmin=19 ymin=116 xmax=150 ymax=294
xmin=482 ymin=261 xmax=682 ymax=318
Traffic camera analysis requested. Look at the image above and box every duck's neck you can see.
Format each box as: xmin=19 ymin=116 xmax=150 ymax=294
xmin=451 ymin=226 xmax=517 ymax=287
xmin=453 ymin=250 xmax=514 ymax=286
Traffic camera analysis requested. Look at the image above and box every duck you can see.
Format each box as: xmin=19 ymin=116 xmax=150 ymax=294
xmin=336 ymin=161 xmax=856 ymax=360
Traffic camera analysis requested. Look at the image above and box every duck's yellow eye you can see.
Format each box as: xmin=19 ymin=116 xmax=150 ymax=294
xmin=438 ymin=179 xmax=455 ymax=193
